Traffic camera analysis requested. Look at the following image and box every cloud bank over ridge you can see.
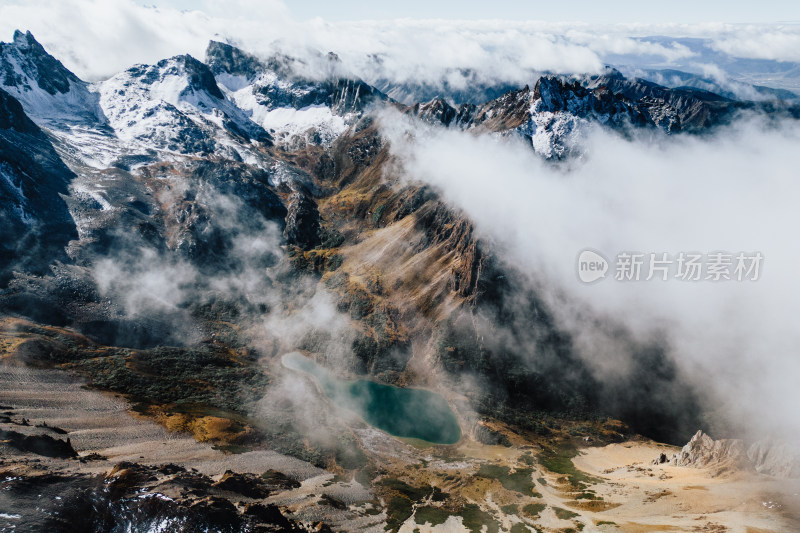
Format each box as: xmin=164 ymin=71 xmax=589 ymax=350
xmin=380 ymin=110 xmax=800 ymax=442
xmin=2 ymin=0 xmax=800 ymax=96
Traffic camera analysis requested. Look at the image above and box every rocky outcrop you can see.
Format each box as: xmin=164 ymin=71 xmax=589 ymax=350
xmin=170 ymin=54 xmax=225 ymax=100
xmin=462 ymin=86 xmax=533 ymax=131
xmin=533 ymin=76 xmax=647 ymax=124
xmin=284 ymin=191 xmax=321 ymax=249
xmin=212 ymin=469 xmax=302 ymax=498
xmin=414 ymin=200 xmax=484 ymax=300
xmin=664 ymin=430 xmax=800 ymax=478
xmin=408 ymin=75 xmax=653 ymax=160
xmin=328 ymin=77 xmax=386 ymax=115
xmin=0 ymin=428 xmax=77 ymax=458
xmin=207 ymin=40 xmax=387 ymax=118
xmin=410 ymin=98 xmax=459 ymax=126
xmin=0 ymin=31 xmax=101 ymax=125
xmin=674 ymin=430 xmax=749 ymax=471
xmin=206 ymin=40 xmax=300 ymax=81
xmin=212 ymin=470 xmax=273 ymax=498
xmin=407 ymin=68 xmax=797 ymax=158
xmin=473 ymin=422 xmax=512 ymax=447
xmin=24 ymin=462 xmax=308 ymax=532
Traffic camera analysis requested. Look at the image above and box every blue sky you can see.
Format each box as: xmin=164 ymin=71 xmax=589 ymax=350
xmin=287 ymin=0 xmax=800 ymax=24
xmin=160 ymin=0 xmax=800 ymax=24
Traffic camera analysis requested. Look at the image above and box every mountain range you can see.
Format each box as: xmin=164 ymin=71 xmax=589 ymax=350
xmin=1 ymin=29 xmax=799 ymax=532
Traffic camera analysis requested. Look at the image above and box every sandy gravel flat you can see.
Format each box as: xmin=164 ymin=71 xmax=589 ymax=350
xmin=0 ymin=362 xmax=321 ymax=479
xmin=571 ymin=441 xmax=800 ymax=532
xmin=4 ymin=359 xmax=800 ymax=533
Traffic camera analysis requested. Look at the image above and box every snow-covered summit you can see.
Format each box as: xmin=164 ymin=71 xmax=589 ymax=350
xmin=97 ymin=53 xmax=271 ymax=157
xmin=206 ymin=41 xmax=386 ymax=149
xmin=0 ymin=30 xmax=102 ymax=126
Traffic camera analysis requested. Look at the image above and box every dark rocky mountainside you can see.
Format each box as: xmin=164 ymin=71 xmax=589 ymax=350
xmin=0 ymin=88 xmax=76 ymax=284
xmin=582 ymin=67 xmax=740 ymax=131
xmin=0 ymin=30 xmax=101 ymax=126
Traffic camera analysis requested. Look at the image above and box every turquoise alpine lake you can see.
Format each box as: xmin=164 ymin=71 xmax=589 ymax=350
xmin=281 ymin=352 xmax=461 ymax=444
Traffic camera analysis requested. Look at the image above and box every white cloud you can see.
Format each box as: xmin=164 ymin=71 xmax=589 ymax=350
xmin=710 ymin=25 xmax=800 ymax=62
xmin=564 ymin=29 xmax=696 ymax=62
xmin=4 ymin=0 xmax=798 ymax=91
xmin=0 ymin=0 xmax=290 ymax=80
xmin=381 ymin=110 xmax=800 ymax=441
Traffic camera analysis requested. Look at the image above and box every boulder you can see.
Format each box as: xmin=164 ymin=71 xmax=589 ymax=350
xmin=212 ymin=470 xmax=273 ymax=499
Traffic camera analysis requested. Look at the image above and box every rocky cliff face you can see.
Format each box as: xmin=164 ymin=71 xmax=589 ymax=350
xmin=582 ymin=68 xmax=738 ymax=132
xmin=0 ymin=85 xmax=44 ymax=134
xmin=409 ymin=76 xmax=654 ymax=159
xmin=0 ymin=460 xmax=309 ymax=532
xmin=660 ymin=430 xmax=800 ymax=478
xmin=284 ymin=191 xmax=321 ymax=249
xmin=673 ymin=430 xmax=750 ymax=472
xmin=0 ymin=87 xmax=76 ymax=284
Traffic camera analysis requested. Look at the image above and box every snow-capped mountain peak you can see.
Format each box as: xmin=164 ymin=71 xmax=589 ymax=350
xmin=97 ymin=53 xmax=271 ymax=157
xmin=206 ymin=41 xmax=387 ymax=149
xmin=2 ymin=30 xmax=79 ymax=96
xmin=0 ymin=30 xmax=101 ymax=126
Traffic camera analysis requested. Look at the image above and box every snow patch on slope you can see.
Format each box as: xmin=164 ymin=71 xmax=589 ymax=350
xmin=260 ymin=105 xmax=346 ymax=146
xmin=220 ymin=72 xmax=350 ymax=148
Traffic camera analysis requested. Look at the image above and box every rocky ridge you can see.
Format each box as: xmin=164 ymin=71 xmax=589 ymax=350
xmin=655 ymin=430 xmax=800 ymax=479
